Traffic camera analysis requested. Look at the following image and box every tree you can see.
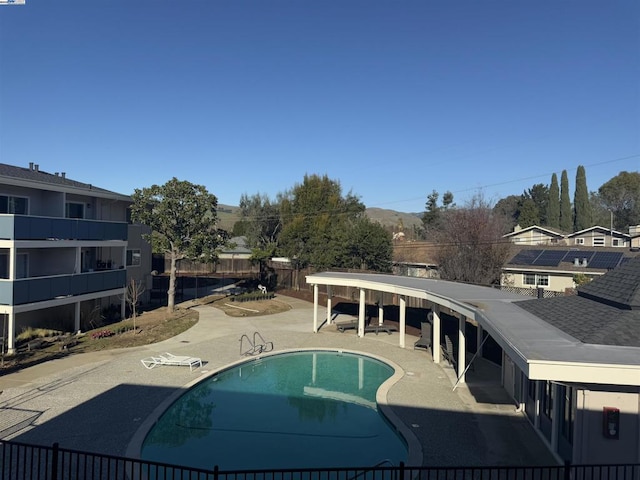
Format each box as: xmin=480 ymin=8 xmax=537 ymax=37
xmin=343 ymin=218 xmax=393 ymax=272
xmin=277 ymin=174 xmax=393 ymax=274
xmin=124 ymin=278 xmax=145 ymax=331
xmin=598 ymin=171 xmax=640 ymax=230
xmin=573 ymin=165 xmax=592 ymax=231
xmin=131 ymin=178 xmax=220 ymax=312
xmin=421 ymin=190 xmax=455 ymax=238
xmin=516 ymin=197 xmax=540 ymax=228
xmin=560 ymin=170 xmax=572 ymax=231
xmin=547 ymin=173 xmax=560 ymax=228
xmin=238 ymin=193 xmax=282 ymax=285
xmin=433 ymin=193 xmax=512 ymax=285
xmin=493 ymin=195 xmax=521 ymax=232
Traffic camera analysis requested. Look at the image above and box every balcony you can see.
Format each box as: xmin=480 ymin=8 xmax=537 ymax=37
xmin=0 ymin=269 xmax=127 ymax=305
xmin=0 ymin=215 xmax=128 ymax=241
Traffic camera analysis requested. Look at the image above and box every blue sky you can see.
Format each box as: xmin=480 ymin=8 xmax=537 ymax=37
xmin=1 ymin=1 xmax=638 ymax=213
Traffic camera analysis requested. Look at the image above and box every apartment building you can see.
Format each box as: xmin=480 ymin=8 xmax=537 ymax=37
xmin=0 ymin=163 xmax=150 ymax=354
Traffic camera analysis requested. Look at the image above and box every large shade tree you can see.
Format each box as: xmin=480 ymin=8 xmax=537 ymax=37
xmin=598 ymin=171 xmax=640 ymax=230
xmin=278 ymin=174 xmax=365 ymax=270
xmin=277 ymin=174 xmax=392 ymax=274
xmin=131 ymin=178 xmax=220 ymax=312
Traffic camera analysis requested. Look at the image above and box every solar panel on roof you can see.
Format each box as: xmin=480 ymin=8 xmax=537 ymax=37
xmin=588 ymin=251 xmax=624 ymax=270
xmin=561 ymin=250 xmax=596 ymax=265
xmin=532 ymin=250 xmax=569 ymax=266
xmin=509 ymin=249 xmax=543 ymax=265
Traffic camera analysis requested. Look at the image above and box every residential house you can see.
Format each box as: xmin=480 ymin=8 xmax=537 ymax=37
xmin=0 ymin=163 xmax=151 ymax=353
xmin=502 ymin=225 xmax=638 ymax=294
xmin=567 ymin=226 xmax=631 ymax=248
xmin=501 ymin=246 xmax=638 ymax=294
xmin=502 ymin=224 xmax=567 ymax=245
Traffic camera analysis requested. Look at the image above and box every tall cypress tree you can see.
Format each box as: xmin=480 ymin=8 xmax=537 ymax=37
xmin=560 ymin=170 xmax=572 ymax=231
xmin=573 ymin=165 xmax=592 ymax=231
xmin=547 ymin=173 xmax=560 ymax=228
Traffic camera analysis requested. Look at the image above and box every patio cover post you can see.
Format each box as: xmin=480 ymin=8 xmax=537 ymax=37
xmin=358 ymin=288 xmax=366 ymax=338
xmin=399 ymin=295 xmax=406 ymax=348
xmin=378 ymin=292 xmax=384 ymax=326
xmin=6 ymin=311 xmax=15 ymax=354
xmin=432 ymin=306 xmax=441 ymax=363
xmin=458 ymin=314 xmax=466 ymax=384
xmin=313 ymin=284 xmax=319 ymax=332
xmin=326 ymin=286 xmax=333 ymax=325
xmin=74 ymin=301 xmax=81 ymax=332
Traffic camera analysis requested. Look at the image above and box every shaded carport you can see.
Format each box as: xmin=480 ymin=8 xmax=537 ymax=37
xmin=306 ymin=272 xmax=640 ymax=389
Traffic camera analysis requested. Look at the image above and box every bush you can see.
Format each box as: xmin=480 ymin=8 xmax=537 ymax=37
xmin=230 ymin=292 xmax=275 ymax=302
xmin=91 ymin=330 xmax=114 ymax=339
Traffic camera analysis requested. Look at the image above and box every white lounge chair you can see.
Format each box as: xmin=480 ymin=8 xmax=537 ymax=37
xmin=141 ymin=352 xmax=203 ymax=372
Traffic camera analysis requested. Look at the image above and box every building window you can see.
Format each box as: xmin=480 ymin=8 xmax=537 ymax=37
xmin=612 ymin=238 xmax=624 ymax=247
xmin=126 ymin=249 xmax=141 ymax=267
xmin=65 ymin=202 xmax=85 ymax=219
xmin=523 ymin=273 xmax=548 ymax=286
xmin=593 ymin=237 xmax=605 ymax=246
xmin=0 ymin=195 xmax=29 ymax=215
xmin=575 ymin=238 xmax=584 ymax=245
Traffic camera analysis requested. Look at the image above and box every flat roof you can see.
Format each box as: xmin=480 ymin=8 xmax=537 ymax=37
xmin=306 ymin=272 xmax=640 ymax=386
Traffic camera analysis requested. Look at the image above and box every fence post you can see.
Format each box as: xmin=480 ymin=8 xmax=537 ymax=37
xmin=398 ymin=461 xmax=405 ymax=480
xmin=564 ymin=459 xmax=571 ymax=480
xmin=213 ymin=464 xmax=219 ymax=480
xmin=51 ymin=442 xmax=59 ymax=480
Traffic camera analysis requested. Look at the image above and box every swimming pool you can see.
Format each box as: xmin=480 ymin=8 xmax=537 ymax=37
xmin=141 ymin=350 xmax=408 ymax=471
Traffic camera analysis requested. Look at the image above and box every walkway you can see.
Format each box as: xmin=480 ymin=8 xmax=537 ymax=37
xmin=0 ymin=296 xmax=557 ymax=467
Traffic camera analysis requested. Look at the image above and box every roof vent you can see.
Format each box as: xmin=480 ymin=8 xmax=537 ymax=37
xmin=55 ymin=172 xmax=59 ymax=176
xmin=29 ymin=162 xmax=34 ymax=170
xmin=574 ymin=257 xmax=580 ymax=266
xmin=61 ymin=172 xmax=66 ymax=178
xmin=582 ymin=258 xmax=588 ymax=267
xmin=34 ymin=164 xmax=39 ymax=172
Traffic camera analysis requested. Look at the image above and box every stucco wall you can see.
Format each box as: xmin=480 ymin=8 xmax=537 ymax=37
xmin=574 ymin=388 xmax=640 ymax=464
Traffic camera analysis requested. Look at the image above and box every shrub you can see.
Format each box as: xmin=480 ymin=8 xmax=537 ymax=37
xmin=230 ymin=292 xmax=275 ymax=302
xmin=91 ymin=330 xmax=114 ymax=339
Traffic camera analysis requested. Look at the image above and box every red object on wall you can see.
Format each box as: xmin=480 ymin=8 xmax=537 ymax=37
xmin=603 ymin=407 xmax=620 ymax=439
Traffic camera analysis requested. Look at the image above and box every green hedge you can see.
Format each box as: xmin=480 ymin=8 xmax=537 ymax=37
xmin=231 ymin=292 xmax=275 ymax=302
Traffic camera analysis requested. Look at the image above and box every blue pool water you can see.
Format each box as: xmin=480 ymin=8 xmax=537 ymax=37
xmin=141 ymin=351 xmax=407 ymax=471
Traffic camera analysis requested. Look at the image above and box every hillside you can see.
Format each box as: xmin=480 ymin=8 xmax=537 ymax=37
xmin=365 ymin=207 xmax=422 ymax=231
xmin=216 ymin=204 xmax=422 ymax=233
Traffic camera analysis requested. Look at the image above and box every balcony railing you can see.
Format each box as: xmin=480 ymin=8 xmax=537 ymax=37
xmin=1 ymin=440 xmax=639 ymax=480
xmin=0 ymin=270 xmax=126 ymax=305
xmin=0 ymin=215 xmax=128 ymax=241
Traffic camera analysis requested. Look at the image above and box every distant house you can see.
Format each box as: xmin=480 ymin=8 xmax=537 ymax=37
xmin=501 ymin=224 xmax=639 ymax=294
xmin=392 ymin=241 xmax=440 ymax=278
xmin=502 ymin=246 xmax=639 ymax=294
xmin=502 ymin=225 xmax=566 ymax=245
xmin=567 ymin=226 xmax=631 ymax=248
xmin=0 ymin=162 xmax=151 ymax=353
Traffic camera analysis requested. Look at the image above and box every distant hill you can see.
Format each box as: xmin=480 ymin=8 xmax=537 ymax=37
xmin=365 ymin=207 xmax=422 ymax=231
xmin=216 ymin=204 xmax=422 ymax=233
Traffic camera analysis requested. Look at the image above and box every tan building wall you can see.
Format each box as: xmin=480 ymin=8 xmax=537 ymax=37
xmin=574 ymin=388 xmax=640 ymax=464
xmin=502 ymin=270 xmax=578 ymax=293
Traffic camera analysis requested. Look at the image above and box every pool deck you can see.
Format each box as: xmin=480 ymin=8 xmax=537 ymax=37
xmin=0 ymin=295 xmax=558 ymax=468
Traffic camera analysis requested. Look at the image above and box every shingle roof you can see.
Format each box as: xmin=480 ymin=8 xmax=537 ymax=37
xmin=0 ymin=163 xmax=122 ymax=196
xmin=516 ymin=257 xmax=640 ymax=347
xmin=577 ymin=256 xmax=640 ymax=309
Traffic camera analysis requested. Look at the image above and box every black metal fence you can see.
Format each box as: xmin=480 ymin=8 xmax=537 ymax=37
xmin=2 ymin=440 xmax=639 ymax=480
